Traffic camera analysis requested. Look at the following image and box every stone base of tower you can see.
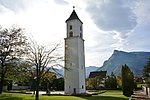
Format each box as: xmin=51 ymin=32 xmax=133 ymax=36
xmin=64 ymin=88 xmax=86 ymax=95
xmin=65 ymin=83 xmax=86 ymax=95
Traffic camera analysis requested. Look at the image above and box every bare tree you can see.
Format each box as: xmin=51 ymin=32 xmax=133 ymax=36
xmin=27 ymin=39 xmax=63 ymax=100
xmin=0 ymin=26 xmax=27 ymax=94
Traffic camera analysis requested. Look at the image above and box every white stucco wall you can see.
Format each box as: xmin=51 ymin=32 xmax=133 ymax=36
xmin=64 ymin=18 xmax=86 ymax=94
xmin=66 ymin=20 xmax=83 ymax=38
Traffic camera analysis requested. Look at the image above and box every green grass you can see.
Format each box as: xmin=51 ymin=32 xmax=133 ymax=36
xmin=101 ymin=90 xmax=123 ymax=95
xmin=0 ymin=90 xmax=129 ymax=100
xmin=137 ymin=84 xmax=147 ymax=88
xmin=87 ymin=90 xmax=123 ymax=95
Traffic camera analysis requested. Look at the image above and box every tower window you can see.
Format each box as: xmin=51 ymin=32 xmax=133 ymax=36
xmin=80 ymin=26 xmax=82 ymax=31
xmin=70 ymin=25 xmax=72 ymax=30
xmin=82 ymin=85 xmax=84 ymax=89
xmin=80 ymin=32 xmax=82 ymax=38
xmin=69 ymin=32 xmax=73 ymax=37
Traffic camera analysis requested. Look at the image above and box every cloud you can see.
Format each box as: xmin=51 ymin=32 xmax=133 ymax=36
xmin=133 ymin=0 xmax=150 ymax=24
xmin=125 ymin=22 xmax=150 ymax=51
xmin=85 ymin=0 xmax=150 ymax=65
xmin=85 ymin=0 xmax=137 ymax=38
xmin=0 ymin=0 xmax=149 ymax=67
xmin=0 ymin=0 xmax=41 ymax=14
xmin=54 ymin=0 xmax=69 ymax=5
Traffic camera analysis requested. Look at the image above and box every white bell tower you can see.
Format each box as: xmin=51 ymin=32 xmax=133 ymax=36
xmin=64 ymin=9 xmax=86 ymax=94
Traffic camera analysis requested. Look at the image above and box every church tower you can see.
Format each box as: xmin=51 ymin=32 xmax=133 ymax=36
xmin=64 ymin=9 xmax=86 ymax=94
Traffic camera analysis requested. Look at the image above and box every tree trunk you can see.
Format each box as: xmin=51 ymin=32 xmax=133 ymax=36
xmin=46 ymin=81 xmax=50 ymax=94
xmin=0 ymin=60 xmax=5 ymax=94
xmin=35 ymin=76 xmax=40 ymax=100
xmin=35 ymin=64 xmax=40 ymax=100
xmin=0 ymin=70 xmax=4 ymax=94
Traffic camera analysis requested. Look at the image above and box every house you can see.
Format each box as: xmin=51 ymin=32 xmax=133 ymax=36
xmin=87 ymin=71 xmax=107 ymax=89
xmin=89 ymin=71 xmax=107 ymax=78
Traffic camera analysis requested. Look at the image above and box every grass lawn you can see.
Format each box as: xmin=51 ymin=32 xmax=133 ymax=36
xmin=100 ymin=90 xmax=123 ymax=95
xmin=137 ymin=83 xmax=147 ymax=88
xmin=0 ymin=90 xmax=129 ymax=100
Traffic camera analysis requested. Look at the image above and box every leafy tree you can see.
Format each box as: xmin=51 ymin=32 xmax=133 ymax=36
xmin=26 ymin=40 xmax=62 ymax=100
xmin=51 ymin=78 xmax=64 ymax=91
xmin=9 ymin=61 xmax=32 ymax=85
xmin=122 ymin=64 xmax=134 ymax=97
xmin=86 ymin=78 xmax=97 ymax=89
xmin=41 ymin=71 xmax=56 ymax=94
xmin=86 ymin=76 xmax=103 ymax=90
xmin=143 ymin=58 xmax=150 ymax=86
xmin=0 ymin=26 xmax=27 ymax=94
xmin=105 ymin=72 xmax=117 ymax=89
xmin=116 ymin=76 xmax=122 ymax=89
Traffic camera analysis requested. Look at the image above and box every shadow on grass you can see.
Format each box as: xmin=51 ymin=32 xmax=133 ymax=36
xmin=0 ymin=93 xmax=129 ymax=100
xmin=82 ymin=96 xmax=128 ymax=100
xmin=0 ymin=94 xmax=22 ymax=100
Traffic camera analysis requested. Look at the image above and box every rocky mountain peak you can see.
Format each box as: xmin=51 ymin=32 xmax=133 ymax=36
xmin=98 ymin=50 xmax=150 ymax=76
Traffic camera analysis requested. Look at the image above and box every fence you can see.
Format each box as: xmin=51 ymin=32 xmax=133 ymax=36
xmin=12 ymin=86 xmax=30 ymax=90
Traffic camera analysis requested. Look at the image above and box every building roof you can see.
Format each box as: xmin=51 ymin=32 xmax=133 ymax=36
xmin=66 ymin=10 xmax=82 ymax=23
xmin=89 ymin=71 xmax=107 ymax=78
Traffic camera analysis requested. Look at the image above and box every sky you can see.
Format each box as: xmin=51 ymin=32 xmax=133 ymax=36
xmin=0 ymin=0 xmax=150 ymax=67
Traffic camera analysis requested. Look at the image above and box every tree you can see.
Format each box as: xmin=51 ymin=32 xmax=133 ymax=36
xmin=26 ymin=40 xmax=62 ymax=100
xmin=122 ymin=64 xmax=134 ymax=97
xmin=41 ymin=71 xmax=56 ymax=94
xmin=116 ymin=76 xmax=122 ymax=89
xmin=13 ymin=61 xmax=33 ymax=85
xmin=51 ymin=78 xmax=64 ymax=91
xmin=105 ymin=72 xmax=117 ymax=89
xmin=86 ymin=76 xmax=103 ymax=90
xmin=143 ymin=58 xmax=150 ymax=86
xmin=0 ymin=26 xmax=27 ymax=94
xmin=86 ymin=77 xmax=97 ymax=89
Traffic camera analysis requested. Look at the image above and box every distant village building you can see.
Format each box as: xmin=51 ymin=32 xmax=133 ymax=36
xmin=64 ymin=9 xmax=86 ymax=94
xmin=87 ymin=71 xmax=107 ymax=89
xmin=89 ymin=71 xmax=107 ymax=78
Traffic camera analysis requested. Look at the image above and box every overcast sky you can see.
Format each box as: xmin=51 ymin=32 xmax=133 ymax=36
xmin=0 ymin=0 xmax=150 ymax=67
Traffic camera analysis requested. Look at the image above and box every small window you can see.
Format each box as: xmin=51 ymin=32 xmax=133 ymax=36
xmin=69 ymin=32 xmax=73 ymax=37
xmin=80 ymin=32 xmax=82 ymax=38
xmin=70 ymin=25 xmax=72 ymax=30
xmin=82 ymin=85 xmax=84 ymax=89
xmin=80 ymin=26 xmax=82 ymax=31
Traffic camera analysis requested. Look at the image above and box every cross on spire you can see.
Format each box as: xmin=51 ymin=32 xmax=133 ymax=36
xmin=73 ymin=6 xmax=75 ymax=10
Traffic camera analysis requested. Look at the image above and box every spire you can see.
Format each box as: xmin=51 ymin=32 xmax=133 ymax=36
xmin=66 ymin=8 xmax=82 ymax=23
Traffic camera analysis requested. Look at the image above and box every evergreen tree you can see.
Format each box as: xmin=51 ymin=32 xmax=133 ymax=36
xmin=105 ymin=72 xmax=117 ymax=89
xmin=143 ymin=58 xmax=150 ymax=86
xmin=110 ymin=72 xmax=118 ymax=89
xmin=122 ymin=64 xmax=134 ymax=97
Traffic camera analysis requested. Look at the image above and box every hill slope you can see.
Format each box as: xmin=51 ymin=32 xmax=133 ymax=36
xmin=98 ymin=50 xmax=150 ymax=76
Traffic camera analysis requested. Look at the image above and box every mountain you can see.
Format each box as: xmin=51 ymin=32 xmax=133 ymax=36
xmin=85 ymin=66 xmax=99 ymax=78
xmin=52 ymin=66 xmax=99 ymax=78
xmin=98 ymin=50 xmax=150 ymax=76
